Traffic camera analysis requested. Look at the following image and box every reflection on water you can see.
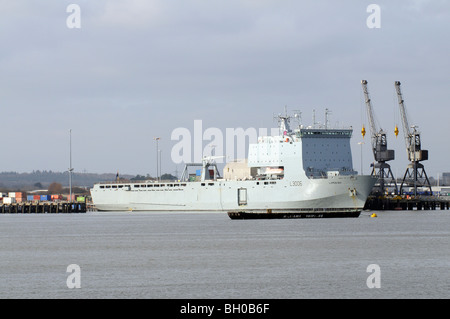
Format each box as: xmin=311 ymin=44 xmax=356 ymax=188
xmin=0 ymin=210 xmax=449 ymax=298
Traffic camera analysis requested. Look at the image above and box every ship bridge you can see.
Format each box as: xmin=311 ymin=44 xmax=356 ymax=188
xmin=299 ymin=128 xmax=355 ymax=178
xmin=245 ymin=108 xmax=357 ymax=180
xmin=247 ymin=125 xmax=355 ymax=180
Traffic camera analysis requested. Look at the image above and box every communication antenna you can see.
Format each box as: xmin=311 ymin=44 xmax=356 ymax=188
xmin=292 ymin=110 xmax=302 ymax=127
xmin=312 ymin=109 xmax=316 ymax=127
xmin=273 ymin=106 xmax=293 ymax=135
xmin=325 ymin=108 xmax=331 ymax=129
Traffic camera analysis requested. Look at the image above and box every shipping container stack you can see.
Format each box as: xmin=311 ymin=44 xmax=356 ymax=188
xmin=1 ymin=193 xmax=83 ymax=204
xmin=2 ymin=192 xmax=25 ymax=204
xmin=0 ymin=190 xmax=88 ymax=213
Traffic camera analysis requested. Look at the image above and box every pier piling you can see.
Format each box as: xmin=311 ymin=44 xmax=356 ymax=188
xmin=364 ymin=196 xmax=450 ymax=211
xmin=0 ymin=202 xmax=86 ymax=214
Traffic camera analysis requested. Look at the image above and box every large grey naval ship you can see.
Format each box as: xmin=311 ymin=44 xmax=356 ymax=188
xmin=90 ymin=111 xmax=377 ymax=219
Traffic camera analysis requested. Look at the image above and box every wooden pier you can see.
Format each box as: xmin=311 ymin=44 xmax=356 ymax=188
xmin=364 ymin=196 xmax=450 ymax=211
xmin=0 ymin=202 xmax=87 ymax=214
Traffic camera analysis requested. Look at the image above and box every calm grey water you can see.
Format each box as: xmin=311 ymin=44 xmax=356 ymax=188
xmin=0 ymin=210 xmax=448 ymax=299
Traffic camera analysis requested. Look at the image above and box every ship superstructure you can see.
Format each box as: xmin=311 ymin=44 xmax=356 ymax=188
xmin=90 ymin=110 xmax=376 ymax=218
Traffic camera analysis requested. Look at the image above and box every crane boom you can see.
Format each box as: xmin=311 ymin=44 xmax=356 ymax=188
xmin=361 ymin=80 xmax=394 ymax=162
xmin=394 ymin=81 xmax=428 ymax=162
xmin=361 ymin=80 xmax=378 ymax=152
xmin=395 ymin=81 xmax=413 ymax=159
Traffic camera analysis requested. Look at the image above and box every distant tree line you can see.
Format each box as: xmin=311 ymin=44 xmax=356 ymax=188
xmin=0 ymin=171 xmax=178 ymax=192
xmin=129 ymin=173 xmax=177 ymax=181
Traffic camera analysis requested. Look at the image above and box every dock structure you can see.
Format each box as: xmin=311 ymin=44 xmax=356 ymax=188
xmin=0 ymin=202 xmax=86 ymax=214
xmin=364 ymin=196 xmax=450 ymax=211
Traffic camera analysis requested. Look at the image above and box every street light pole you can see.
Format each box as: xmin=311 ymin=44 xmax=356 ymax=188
xmin=154 ymin=137 xmax=160 ymax=181
xmin=69 ymin=129 xmax=73 ymax=202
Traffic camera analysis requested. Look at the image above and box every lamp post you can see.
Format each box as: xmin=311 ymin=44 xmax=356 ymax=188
xmin=69 ymin=129 xmax=73 ymax=202
xmin=154 ymin=137 xmax=160 ymax=181
xmin=159 ymin=149 xmax=162 ymax=181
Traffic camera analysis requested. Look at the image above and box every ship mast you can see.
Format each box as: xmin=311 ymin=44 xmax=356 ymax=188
xmin=274 ymin=106 xmax=292 ymax=136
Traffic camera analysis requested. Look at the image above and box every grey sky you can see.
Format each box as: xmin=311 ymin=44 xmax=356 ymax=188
xmin=0 ymin=0 xmax=449 ymax=180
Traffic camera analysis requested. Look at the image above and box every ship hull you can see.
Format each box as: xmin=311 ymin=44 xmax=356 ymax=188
xmin=91 ymin=175 xmax=377 ymax=217
xmin=227 ymin=210 xmax=361 ymax=219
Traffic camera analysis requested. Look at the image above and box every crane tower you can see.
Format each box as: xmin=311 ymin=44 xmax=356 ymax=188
xmin=361 ymin=80 xmax=397 ymax=195
xmin=394 ymin=81 xmax=432 ymax=196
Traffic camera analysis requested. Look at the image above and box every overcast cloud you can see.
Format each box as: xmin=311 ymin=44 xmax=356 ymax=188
xmin=0 ymin=0 xmax=449 ymax=180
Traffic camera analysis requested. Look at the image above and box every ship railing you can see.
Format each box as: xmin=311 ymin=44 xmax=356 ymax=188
xmin=307 ymin=173 xmax=358 ymax=179
xmin=95 ymin=179 xmax=170 ymax=185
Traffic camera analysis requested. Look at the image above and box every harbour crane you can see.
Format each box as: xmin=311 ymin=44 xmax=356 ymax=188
xmin=394 ymin=81 xmax=432 ymax=196
xmin=361 ymin=80 xmax=397 ymax=195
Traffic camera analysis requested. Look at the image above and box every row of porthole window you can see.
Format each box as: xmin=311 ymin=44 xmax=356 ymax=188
xmin=100 ymin=183 xmax=187 ymax=189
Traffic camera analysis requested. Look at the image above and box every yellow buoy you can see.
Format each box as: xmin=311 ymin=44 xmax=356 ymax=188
xmin=394 ymin=125 xmax=399 ymax=137
xmin=370 ymin=213 xmax=377 ymax=218
xmin=361 ymin=125 xmax=366 ymax=138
